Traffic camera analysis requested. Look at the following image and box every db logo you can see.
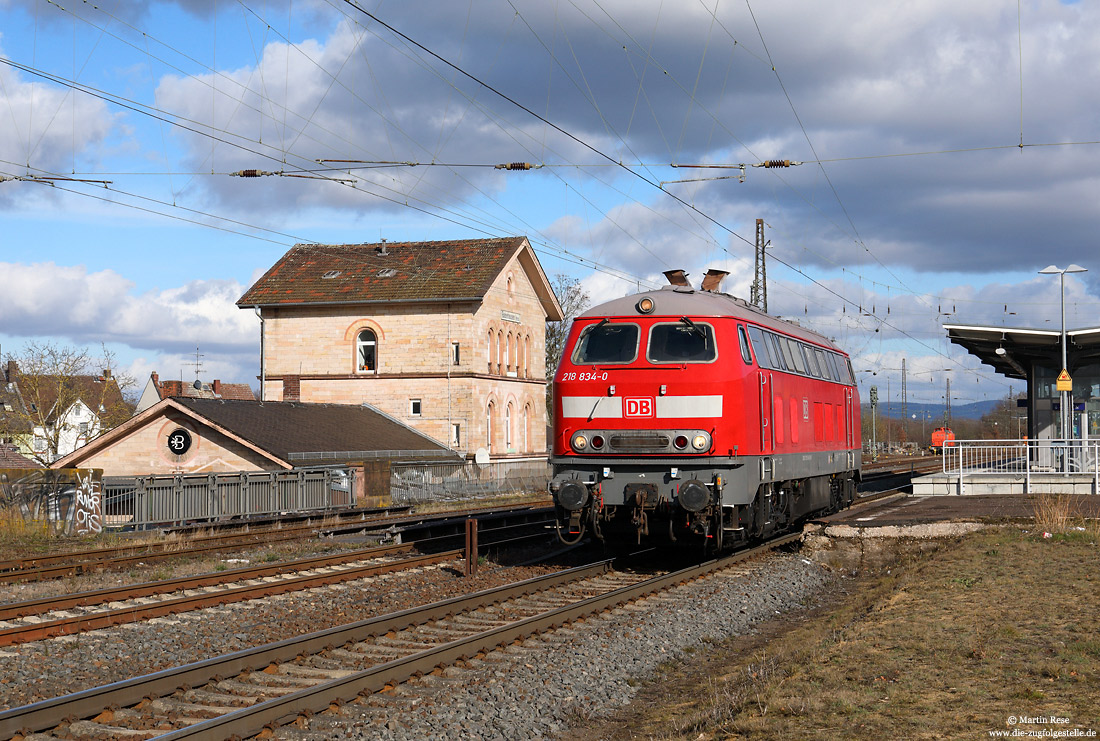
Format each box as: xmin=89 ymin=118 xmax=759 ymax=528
xmin=624 ymin=397 xmax=655 ymax=417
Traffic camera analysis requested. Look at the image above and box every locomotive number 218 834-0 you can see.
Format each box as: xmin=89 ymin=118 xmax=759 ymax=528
xmin=560 ymin=371 xmax=609 ymax=382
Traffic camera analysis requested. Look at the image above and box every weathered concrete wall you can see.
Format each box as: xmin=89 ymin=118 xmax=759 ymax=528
xmin=0 ymin=468 xmax=104 ymax=536
xmin=801 ymin=521 xmax=987 ymax=571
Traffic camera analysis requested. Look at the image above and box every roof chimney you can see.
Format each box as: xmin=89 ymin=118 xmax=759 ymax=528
xmin=151 ymin=371 xmax=159 ymax=385
xmin=701 ymin=269 xmax=730 ymax=292
xmin=212 ymin=379 xmax=222 ymax=396
xmin=376 ymin=238 xmax=389 ymax=256
xmin=5 ymin=360 xmax=17 ymax=384
xmin=662 ymin=269 xmax=691 ymax=287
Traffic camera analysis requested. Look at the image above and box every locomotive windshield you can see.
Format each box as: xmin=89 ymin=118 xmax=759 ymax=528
xmin=648 ymin=322 xmax=716 ymax=363
xmin=572 ymin=321 xmax=640 ymax=364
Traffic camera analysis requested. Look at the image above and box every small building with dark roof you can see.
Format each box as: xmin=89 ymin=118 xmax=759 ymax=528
xmin=237 ymin=236 xmax=563 ymax=461
xmin=134 ymin=371 xmax=256 ymax=414
xmin=51 ymin=397 xmax=460 ymax=476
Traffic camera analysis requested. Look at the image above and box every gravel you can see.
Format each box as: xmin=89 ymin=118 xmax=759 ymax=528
xmin=0 ymin=558 xmax=560 ymax=710
xmin=0 ymin=546 xmax=835 ymax=740
xmin=275 ymin=550 xmax=835 ymax=740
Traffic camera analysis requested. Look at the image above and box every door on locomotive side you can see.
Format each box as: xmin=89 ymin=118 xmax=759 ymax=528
xmin=759 ymin=371 xmax=773 ymax=454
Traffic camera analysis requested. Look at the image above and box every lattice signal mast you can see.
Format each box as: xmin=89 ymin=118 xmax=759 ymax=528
xmin=750 ymin=218 xmax=771 ymax=312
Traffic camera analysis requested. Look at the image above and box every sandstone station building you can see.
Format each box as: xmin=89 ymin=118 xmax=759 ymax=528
xmin=237 ymin=237 xmax=564 ymax=461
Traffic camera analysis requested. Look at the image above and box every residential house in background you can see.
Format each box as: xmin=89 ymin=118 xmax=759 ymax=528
xmin=134 ymin=371 xmax=256 ymax=414
xmin=0 ymin=442 xmax=36 ymax=469
xmin=1 ymin=360 xmax=130 ymax=464
xmin=237 ymin=237 xmax=563 ymax=460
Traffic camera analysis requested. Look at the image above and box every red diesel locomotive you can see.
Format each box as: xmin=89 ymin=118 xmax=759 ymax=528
xmin=549 ymin=270 xmax=862 ymax=549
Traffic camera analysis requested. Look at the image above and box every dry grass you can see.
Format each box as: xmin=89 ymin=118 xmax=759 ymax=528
xmin=1032 ymin=493 xmax=1073 ymax=534
xmin=568 ymin=526 xmax=1100 ymax=741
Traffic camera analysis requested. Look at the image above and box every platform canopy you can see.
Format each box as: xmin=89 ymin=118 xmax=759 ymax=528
xmin=944 ymin=323 xmax=1100 ymax=379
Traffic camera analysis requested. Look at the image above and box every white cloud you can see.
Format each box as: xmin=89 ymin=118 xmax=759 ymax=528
xmin=0 ymin=262 xmax=255 ymax=354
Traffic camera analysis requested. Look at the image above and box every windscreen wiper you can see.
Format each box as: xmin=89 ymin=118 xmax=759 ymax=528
xmin=679 ymin=316 xmax=706 ymax=340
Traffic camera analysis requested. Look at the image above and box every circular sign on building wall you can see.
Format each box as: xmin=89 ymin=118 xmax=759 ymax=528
xmin=167 ymin=428 xmax=193 ymax=456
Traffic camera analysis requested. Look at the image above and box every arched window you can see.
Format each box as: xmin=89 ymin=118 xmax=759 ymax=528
xmin=357 ymin=329 xmax=377 ymax=372
xmin=497 ymin=329 xmax=504 ymax=372
xmin=522 ymin=404 xmax=530 ymax=452
xmin=486 ymin=402 xmax=494 ymax=451
xmin=504 ymin=331 xmax=511 ymax=371
xmin=487 ymin=330 xmax=494 ymax=373
xmin=523 ymin=334 xmax=530 ymax=378
xmin=505 ymin=403 xmax=513 ymax=449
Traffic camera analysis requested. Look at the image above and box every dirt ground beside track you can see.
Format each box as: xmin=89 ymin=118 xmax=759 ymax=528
xmin=564 ymin=523 xmax=1100 ymax=740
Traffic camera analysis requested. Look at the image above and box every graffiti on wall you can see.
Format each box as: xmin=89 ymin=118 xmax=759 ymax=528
xmin=0 ymin=468 xmax=104 ymax=536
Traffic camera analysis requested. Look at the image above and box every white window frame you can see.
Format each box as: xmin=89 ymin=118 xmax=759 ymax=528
xmin=410 ymin=399 xmax=422 ymax=416
xmin=357 ymin=329 xmax=378 ymax=373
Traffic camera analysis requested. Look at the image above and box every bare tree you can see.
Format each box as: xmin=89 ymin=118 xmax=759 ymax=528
xmin=545 ymin=274 xmax=590 ymax=418
xmin=1 ymin=342 xmax=135 ymax=465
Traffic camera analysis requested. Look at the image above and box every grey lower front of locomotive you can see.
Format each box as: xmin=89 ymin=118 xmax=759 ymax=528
xmin=550 ymin=449 xmax=860 ymax=539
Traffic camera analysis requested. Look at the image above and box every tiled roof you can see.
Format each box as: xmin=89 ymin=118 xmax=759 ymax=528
xmin=9 ymin=373 xmax=129 ymax=425
xmin=0 ymin=380 xmax=30 ymax=435
xmin=236 ymin=237 xmax=528 ymax=307
xmin=174 ymin=398 xmax=458 ymax=463
xmin=159 ymin=380 xmax=255 ymax=402
xmin=0 ymin=443 xmax=36 ymax=469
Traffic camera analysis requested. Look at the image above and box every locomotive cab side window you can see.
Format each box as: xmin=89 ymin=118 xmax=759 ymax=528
xmin=572 ymin=321 xmax=640 ymax=364
xmin=647 ymin=321 xmax=717 ymax=363
xmin=737 ymin=326 xmax=754 ymax=364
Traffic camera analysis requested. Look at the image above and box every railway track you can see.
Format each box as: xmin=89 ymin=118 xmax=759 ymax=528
xmin=0 ymin=503 xmax=553 ymax=585
xmin=0 ymin=510 xmax=557 ymax=646
xmin=0 ymin=533 xmax=800 ymax=740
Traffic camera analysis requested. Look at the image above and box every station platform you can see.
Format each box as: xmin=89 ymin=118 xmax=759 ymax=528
xmin=824 ymin=492 xmax=1100 ymax=527
xmin=912 ymin=472 xmax=1100 ymax=496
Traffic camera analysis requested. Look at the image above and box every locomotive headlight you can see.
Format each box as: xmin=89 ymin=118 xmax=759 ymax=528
xmin=636 ymin=297 xmax=655 ymax=314
xmin=691 ymin=433 xmax=710 ymax=451
xmin=572 ymin=434 xmax=589 ymax=451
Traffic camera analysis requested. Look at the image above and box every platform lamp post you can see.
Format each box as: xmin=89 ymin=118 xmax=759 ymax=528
xmin=1038 ymin=263 xmax=1086 ymax=443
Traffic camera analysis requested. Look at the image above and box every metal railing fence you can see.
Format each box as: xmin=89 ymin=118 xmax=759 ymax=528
xmin=103 ymin=468 xmax=355 ymax=529
xmin=942 ymin=439 xmax=1100 ymax=494
xmin=390 ymin=459 xmax=550 ymax=504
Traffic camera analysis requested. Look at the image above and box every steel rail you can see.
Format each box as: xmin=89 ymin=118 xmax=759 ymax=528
xmin=0 ymin=560 xmax=616 ymax=738
xmin=0 ymin=543 xmax=416 ymax=621
xmin=163 ymin=532 xmax=803 ymax=740
xmin=0 ymin=532 xmax=801 ymax=740
xmin=0 ymin=504 xmax=554 ymax=584
xmin=0 ymin=549 xmax=462 ymax=647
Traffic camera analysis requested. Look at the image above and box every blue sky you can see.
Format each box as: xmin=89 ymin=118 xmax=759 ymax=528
xmin=2 ymin=0 xmax=1100 ymax=411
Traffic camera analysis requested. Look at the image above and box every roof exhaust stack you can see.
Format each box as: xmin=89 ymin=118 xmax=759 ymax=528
xmin=701 ymin=269 xmax=730 ymax=292
xmin=663 ymin=269 xmax=691 ymax=287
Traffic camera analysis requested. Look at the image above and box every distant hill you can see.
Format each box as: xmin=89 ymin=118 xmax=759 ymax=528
xmin=874 ymin=400 xmax=1001 ymax=421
